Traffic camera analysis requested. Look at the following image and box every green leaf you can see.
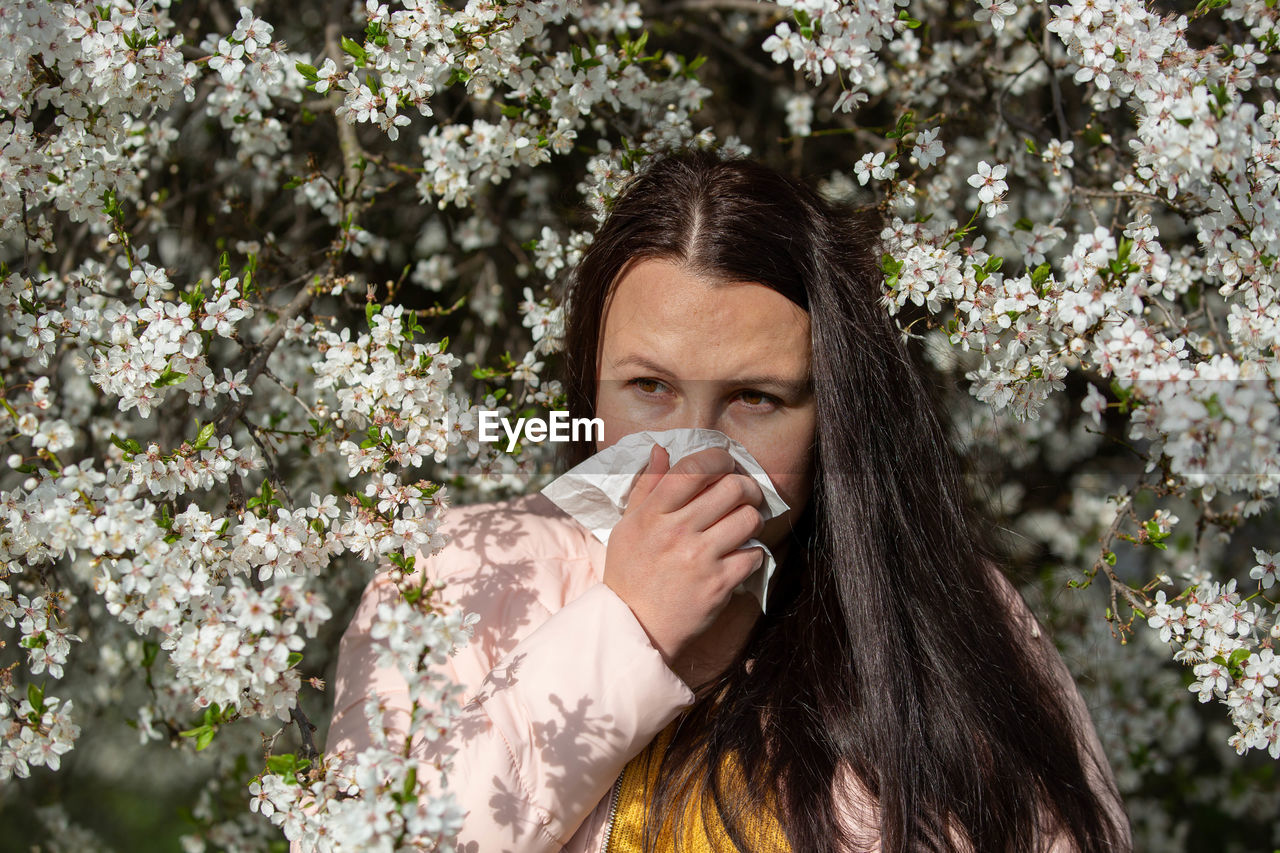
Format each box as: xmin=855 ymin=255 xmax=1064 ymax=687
xmin=886 ymin=111 xmax=915 ymax=140
xmin=21 ymin=633 xmax=47 ymax=649
xmin=1116 ymin=237 xmax=1133 ymax=265
xmin=267 ymin=754 xmax=297 ymax=775
xmin=181 ymin=286 xmax=205 ymax=311
xmin=193 ymin=421 xmax=216 ymax=451
xmin=153 ymin=368 xmax=188 ymax=388
xmin=196 ymin=728 xmax=216 ymax=750
xmin=295 ymin=62 xmax=319 ymax=81
xmin=1030 ymin=263 xmax=1052 ymax=292
xmin=401 ymin=766 xmax=418 ymax=803
xmin=287 ymin=652 xmax=304 ymax=668
xmin=341 ymin=36 xmax=368 ymax=65
xmin=896 ymin=9 xmax=923 ymax=28
xmin=111 ymin=433 xmax=143 ymax=456
xmin=101 ymin=188 xmax=123 ymax=220
xmin=247 ymin=479 xmax=280 ymax=512
xmin=27 ymin=682 xmax=45 ymax=715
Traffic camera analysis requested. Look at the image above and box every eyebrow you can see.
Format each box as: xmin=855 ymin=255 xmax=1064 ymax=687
xmin=610 ymin=355 xmax=812 ymax=396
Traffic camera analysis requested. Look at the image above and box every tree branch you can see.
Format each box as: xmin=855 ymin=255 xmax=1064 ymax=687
xmin=241 ymin=415 xmax=295 ymax=509
xmin=325 ymin=18 xmax=366 ymax=199
xmin=292 ymin=705 xmax=320 ymax=763
xmin=212 ymin=283 xmax=317 ymax=436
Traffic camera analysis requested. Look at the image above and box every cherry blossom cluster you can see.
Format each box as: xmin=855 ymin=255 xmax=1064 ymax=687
xmin=794 ymin=0 xmax=1280 ymax=797
xmin=250 ymin=591 xmax=479 ymax=852
xmin=0 ymin=0 xmax=185 ymax=241
xmin=762 ymin=0 xmax=903 ymax=112
xmin=303 ymin=0 xmax=708 ymax=211
xmin=315 ymin=304 xmax=461 ymax=477
xmin=1148 ymin=569 xmax=1280 ymax=757
xmin=3 ymin=0 xmax=1279 ymax=846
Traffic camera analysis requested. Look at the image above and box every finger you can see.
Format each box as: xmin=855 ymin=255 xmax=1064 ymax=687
xmin=646 ymin=447 xmax=736 ymax=514
xmin=719 ymin=544 xmax=767 ymax=590
xmin=704 ymin=502 xmax=767 ymax=557
xmin=681 ymin=473 xmax=765 ymax=533
xmin=625 ymin=444 xmax=670 ymax=510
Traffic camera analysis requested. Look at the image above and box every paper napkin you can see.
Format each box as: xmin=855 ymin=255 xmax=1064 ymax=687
xmin=540 ymin=428 xmax=790 ymax=612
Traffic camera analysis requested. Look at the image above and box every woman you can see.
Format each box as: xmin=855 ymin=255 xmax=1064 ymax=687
xmin=325 ymin=150 xmax=1131 ymax=852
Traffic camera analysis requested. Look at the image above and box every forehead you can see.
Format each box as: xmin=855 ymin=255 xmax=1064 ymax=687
xmin=599 ymin=258 xmax=810 ymax=378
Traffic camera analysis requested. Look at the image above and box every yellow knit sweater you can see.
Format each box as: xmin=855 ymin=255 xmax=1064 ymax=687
xmin=605 ymin=718 xmax=792 ymax=852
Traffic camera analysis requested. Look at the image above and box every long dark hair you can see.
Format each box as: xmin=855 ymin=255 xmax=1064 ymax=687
xmin=556 ymin=150 xmax=1128 ymax=852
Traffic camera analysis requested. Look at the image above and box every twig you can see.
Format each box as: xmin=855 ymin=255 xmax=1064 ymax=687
xmin=1200 ymin=279 xmax=1229 ymax=354
xmin=58 ymin=222 xmax=91 ymax=277
xmin=662 ymin=0 xmax=778 ymax=12
xmin=994 ymin=57 xmax=1043 ymax=141
xmin=1072 ymin=186 xmax=1206 ymax=220
xmin=20 ymin=189 xmax=33 ymax=275
xmin=684 ymin=21 xmax=778 ymax=84
xmin=241 ymin=415 xmax=295 ymax=509
xmin=291 ymin=705 xmax=320 ymax=763
xmin=665 ymin=0 xmax=773 ymax=12
xmin=406 ymin=295 xmax=468 ymax=318
xmin=263 ymin=366 xmax=324 ymax=423
xmin=212 ymin=283 xmax=318 ymax=436
xmin=228 ymin=471 xmax=246 ymax=515
xmin=325 ymin=17 xmax=366 ymax=199
xmin=1043 ymin=24 xmax=1070 ymax=142
xmin=1087 ymin=493 xmax=1149 ymax=616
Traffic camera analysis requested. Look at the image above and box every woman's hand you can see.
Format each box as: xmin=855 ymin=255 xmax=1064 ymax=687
xmin=602 ymin=444 xmax=767 ymax=666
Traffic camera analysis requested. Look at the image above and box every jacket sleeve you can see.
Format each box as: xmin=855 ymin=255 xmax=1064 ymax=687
xmin=322 ymin=567 xmax=696 ymax=853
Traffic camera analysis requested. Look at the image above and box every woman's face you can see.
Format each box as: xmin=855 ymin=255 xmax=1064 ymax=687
xmin=594 ymin=258 xmax=816 ymax=550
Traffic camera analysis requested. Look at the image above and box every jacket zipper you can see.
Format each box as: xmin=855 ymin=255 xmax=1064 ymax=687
xmin=599 ymin=771 xmax=623 ymax=852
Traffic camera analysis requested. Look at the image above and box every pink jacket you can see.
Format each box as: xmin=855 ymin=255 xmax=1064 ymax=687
xmin=322 ymin=493 xmax=1128 ymax=852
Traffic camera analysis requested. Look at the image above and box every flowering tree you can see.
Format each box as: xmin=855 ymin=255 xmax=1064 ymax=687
xmin=1 ymin=0 xmax=1277 ymax=849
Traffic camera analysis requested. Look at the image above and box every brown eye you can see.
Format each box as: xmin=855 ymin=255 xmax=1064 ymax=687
xmin=629 ymin=378 xmax=669 ymax=395
xmin=736 ymin=390 xmax=779 ymax=409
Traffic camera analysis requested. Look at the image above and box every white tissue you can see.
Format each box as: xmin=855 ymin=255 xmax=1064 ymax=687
xmin=540 ymin=428 xmax=790 ymax=613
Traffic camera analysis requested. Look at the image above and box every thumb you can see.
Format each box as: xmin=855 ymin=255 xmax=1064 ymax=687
xmin=626 ymin=443 xmax=670 ymax=508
